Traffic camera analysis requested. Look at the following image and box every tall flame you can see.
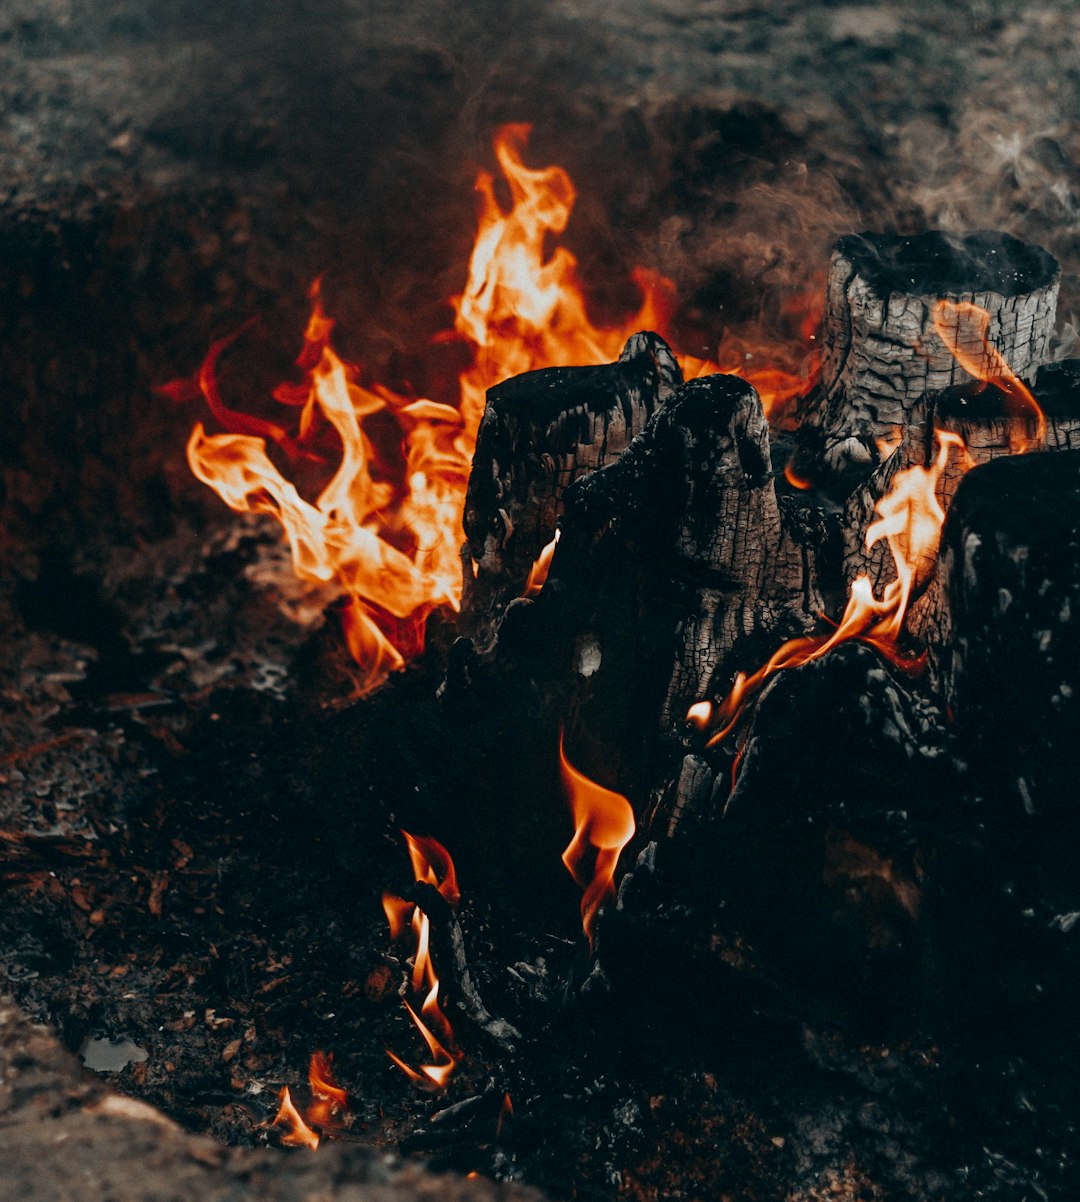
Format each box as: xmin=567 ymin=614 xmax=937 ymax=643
xmin=182 ymin=125 xmax=818 ymax=695
xmin=384 ymin=833 xmax=461 ymax=1090
xmin=559 ymin=732 xmax=636 ymax=950
xmin=701 ymin=429 xmax=965 ymax=745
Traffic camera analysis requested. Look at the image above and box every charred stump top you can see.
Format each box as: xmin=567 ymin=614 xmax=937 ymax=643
xmin=804 ymin=229 xmax=1060 ymax=489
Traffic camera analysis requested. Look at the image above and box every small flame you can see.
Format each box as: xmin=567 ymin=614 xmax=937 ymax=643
xmin=386 ymin=835 xmax=462 ymax=1089
xmin=703 ymin=429 xmax=965 ymax=744
xmin=930 ymin=299 xmax=1046 ymax=449
xmin=686 ymin=700 xmax=713 ymax=729
xmin=305 ymin=1051 xmax=348 ymax=1130
xmin=273 ymin=1086 xmax=320 ymax=1150
xmin=309 ymin=1051 xmax=348 ymax=1109
xmin=181 ymin=126 xmax=818 ymax=692
xmin=497 ymin=1092 xmax=514 ymax=1139
xmin=382 ymin=892 xmax=415 ymax=941
xmin=559 ymin=732 xmax=636 ymax=950
xmin=783 ymin=459 xmax=813 ymax=490
xmin=404 ymin=831 xmax=461 ymax=909
xmin=524 ymin=529 xmax=560 ymax=596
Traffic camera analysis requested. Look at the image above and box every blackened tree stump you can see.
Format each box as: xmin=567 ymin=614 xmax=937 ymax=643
xmin=929 ymin=451 xmax=1080 ymax=836
xmin=803 ymin=231 xmax=1059 ymax=486
xmin=461 ymin=332 xmax=682 ymax=646
xmin=540 ymin=371 xmax=817 ymax=791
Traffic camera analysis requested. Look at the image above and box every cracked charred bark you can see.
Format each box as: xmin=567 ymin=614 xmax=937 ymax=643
xmin=801 ymin=230 xmax=1059 ymax=489
xmin=840 ymin=361 xmax=1080 ymax=648
xmin=533 ymin=371 xmax=818 ymax=797
xmin=460 ymin=332 xmax=683 ymax=647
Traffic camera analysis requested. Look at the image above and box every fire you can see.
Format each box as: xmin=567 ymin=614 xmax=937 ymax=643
xmin=272 ymin=1086 xmax=320 ymax=1150
xmin=559 ymin=732 xmax=636 ymax=949
xmin=524 ymin=529 xmax=560 ymax=596
xmin=700 ymin=429 xmax=965 ymax=745
xmin=930 ymin=299 xmax=1046 ymax=448
xmin=385 ymin=833 xmax=462 ymax=1089
xmin=306 ymin=1051 xmax=348 ymax=1129
xmin=181 ymin=125 xmax=818 ymax=694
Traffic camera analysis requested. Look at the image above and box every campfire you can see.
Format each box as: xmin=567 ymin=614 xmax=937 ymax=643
xmin=3 ymin=77 xmax=1080 ymax=1202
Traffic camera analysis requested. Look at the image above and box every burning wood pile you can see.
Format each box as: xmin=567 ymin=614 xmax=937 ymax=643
xmin=4 ymin=118 xmax=1080 ymax=1202
xmin=184 ymin=127 xmax=1077 ymax=1013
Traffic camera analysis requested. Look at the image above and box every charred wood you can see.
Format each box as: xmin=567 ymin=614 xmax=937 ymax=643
xmin=525 ymin=371 xmax=820 ymax=799
xmin=801 ymin=230 xmax=1059 ymax=490
xmin=409 ymin=880 xmax=521 ymax=1051
xmin=927 ymin=451 xmax=1080 ymax=875
xmin=460 ymin=332 xmax=682 ymax=646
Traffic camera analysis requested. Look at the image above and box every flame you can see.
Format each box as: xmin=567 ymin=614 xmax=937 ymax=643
xmin=700 ymin=429 xmax=965 ymax=744
xmin=182 ymin=125 xmax=818 ymax=693
xmin=524 ymin=529 xmax=560 ymax=596
xmin=385 ymin=834 xmax=462 ymax=1089
xmin=783 ymin=459 xmax=813 ymax=490
xmin=930 ymin=299 xmax=1046 ymax=449
xmin=559 ymin=732 xmax=636 ymax=950
xmin=686 ymin=700 xmax=713 ymax=729
xmin=497 ymin=1092 xmax=514 ymax=1139
xmin=309 ymin=1051 xmax=348 ymax=1107
xmin=304 ymin=1051 xmax=349 ymax=1130
xmin=404 ymin=831 xmax=461 ymax=909
xmin=273 ymin=1086 xmax=320 ymax=1150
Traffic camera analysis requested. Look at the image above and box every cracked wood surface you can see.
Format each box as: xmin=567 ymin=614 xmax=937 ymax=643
xmin=805 ymin=231 xmax=1059 ymax=484
xmin=461 ymin=332 xmax=682 ymax=647
xmin=548 ymin=371 xmax=815 ymax=756
xmin=840 ymin=361 xmax=1080 ymax=654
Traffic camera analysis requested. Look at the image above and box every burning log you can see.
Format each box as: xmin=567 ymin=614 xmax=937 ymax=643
xmin=460 ymin=331 xmax=683 ymax=645
xmin=802 ymin=230 xmax=1059 ymax=488
xmin=842 ymin=360 xmax=1080 ymax=634
xmin=927 ymin=449 xmax=1080 ymax=852
xmin=537 ymin=370 xmax=821 ymax=788
xmin=709 ymin=642 xmax=955 ymax=1005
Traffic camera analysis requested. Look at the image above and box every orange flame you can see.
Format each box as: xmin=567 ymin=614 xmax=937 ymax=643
xmin=700 ymin=429 xmax=965 ymax=744
xmin=930 ymin=299 xmax=1046 ymax=449
xmin=309 ymin=1051 xmax=348 ymax=1109
xmin=273 ymin=1086 xmax=320 ymax=1150
xmin=304 ymin=1051 xmax=348 ymax=1130
xmin=559 ymin=732 xmax=636 ymax=950
xmin=783 ymin=459 xmax=813 ymax=490
xmin=497 ymin=1092 xmax=514 ymax=1139
xmin=404 ymin=831 xmax=461 ymax=909
xmin=385 ymin=834 xmax=462 ymax=1089
xmin=182 ymin=126 xmax=818 ymax=694
xmin=524 ymin=529 xmax=560 ymax=596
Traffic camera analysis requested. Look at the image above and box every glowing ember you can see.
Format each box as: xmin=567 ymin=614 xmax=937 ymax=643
xmin=559 ymin=732 xmax=636 ymax=950
xmin=385 ymin=833 xmax=462 ymax=1090
xmin=181 ymin=125 xmax=818 ymax=695
xmin=930 ymin=299 xmax=1047 ymax=448
xmin=524 ymin=529 xmax=560 ymax=596
xmin=272 ymin=1085 xmax=320 ymax=1149
xmin=699 ymin=428 xmax=966 ymax=745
